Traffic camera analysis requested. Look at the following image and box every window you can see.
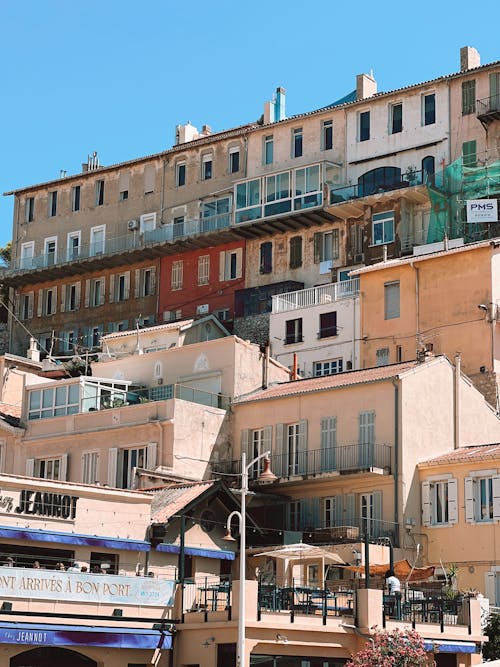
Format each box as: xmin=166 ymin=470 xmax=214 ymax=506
xmin=422 ymin=478 xmax=458 ymax=526
xmin=140 ymin=212 xmax=156 ymax=234
xmin=171 ymin=260 xmax=183 ymax=290
xmin=294 ymin=164 xmax=322 ymax=209
xmin=95 ymin=180 xmax=105 ymax=206
xmin=243 ymin=427 xmax=272 ymax=478
xmin=118 ymin=446 xmax=147 ymax=489
xmin=90 ymin=278 xmax=105 ymax=307
xmin=265 ymin=171 xmax=291 ymax=216
xmin=384 ymin=281 xmax=400 ymax=320
xmin=235 ymin=179 xmax=261 ymax=223
xmin=25 ymin=196 xmax=34 ymax=222
xmin=176 ymin=161 xmax=186 ymax=186
xmin=198 ymin=255 xmax=210 ymax=285
xmin=361 ymin=491 xmax=382 ymax=537
xmin=202 ymin=154 xmax=212 ymax=180
xmin=143 ymin=164 xmax=155 ymax=194
xmin=90 ymin=226 xmax=105 ymax=256
xmin=28 ymin=385 xmax=79 ymax=420
xmin=465 ymin=473 xmax=500 ymax=523
xmin=285 ymin=318 xmax=303 ymax=344
xmin=263 ymin=135 xmax=273 ymax=165
xmin=201 ymin=197 xmax=231 ymax=231
xmin=292 ymin=128 xmax=303 ymax=157
xmin=396 ymin=345 xmax=402 ymax=363
xmin=314 ymin=359 xmax=343 ymax=376
xmin=48 ymin=191 xmax=57 ymax=217
xmin=287 ymin=423 xmax=301 ymax=475
xmin=314 ymin=229 xmax=339 ymax=263
xmin=40 ymin=287 xmax=56 ymax=316
xmin=259 ymin=242 xmax=272 ymax=274
xmin=287 ymin=500 xmax=303 ymax=531
xmin=71 ymin=185 xmax=81 ymax=212
xmin=82 ymin=452 xmax=99 ymax=485
xmin=462 ymin=140 xmax=477 ymax=168
xmin=358 ymin=410 xmax=375 ymax=462
xmin=173 ymin=216 xmax=184 ymax=239
xmin=37 ymin=457 xmax=65 ymax=481
xmin=422 ymin=156 xmax=435 ymax=183
xmin=119 ymin=189 xmax=128 ymax=201
xmin=376 ymin=347 xmax=390 ymax=366
xmin=21 ymin=292 xmax=34 ymax=320
xmin=324 ymin=496 xmax=341 ymax=528
xmin=113 ymin=273 xmax=130 ymax=302
xmin=64 ymin=283 xmax=80 ymax=312
xmin=67 ymin=232 xmax=81 ymax=261
xmin=289 ymin=236 xmax=302 ymax=269
xmin=462 ymin=80 xmax=476 ymax=115
xmin=423 ymin=93 xmax=435 ymax=125
xmin=359 ymin=167 xmax=401 ymax=197
xmin=229 ymin=147 xmax=240 ymax=173
xmin=372 ymin=210 xmax=395 ymax=245
xmin=60 ymin=330 xmax=76 ymax=354
xmin=322 ymin=120 xmax=333 ymax=150
xmin=20 ymin=242 xmax=34 ymax=269
xmin=319 ymin=311 xmax=337 ymax=338
xmin=44 ymin=237 xmax=57 ymax=266
xmin=390 ymin=103 xmax=403 ymax=134
xmin=135 ymin=267 xmax=156 ymax=298
xmin=359 ymin=111 xmax=370 ymax=141
xmin=91 ymin=551 xmax=118 ymax=575
xmin=320 ymin=416 xmax=337 ymax=472
xmin=219 ymin=248 xmax=242 ymax=281
xmin=215 ymin=308 xmax=230 ymax=322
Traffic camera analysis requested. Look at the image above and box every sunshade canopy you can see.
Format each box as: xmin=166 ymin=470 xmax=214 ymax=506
xmin=344 ymin=558 xmax=435 ymax=582
xmin=253 ymin=543 xmax=346 ymax=565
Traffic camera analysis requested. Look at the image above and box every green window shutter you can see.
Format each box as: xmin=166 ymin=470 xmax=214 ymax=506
xmin=313 ymin=232 xmax=322 ymax=263
xmin=462 ymin=140 xmax=477 ymax=168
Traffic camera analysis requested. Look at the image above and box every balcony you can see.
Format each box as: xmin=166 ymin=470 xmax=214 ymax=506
xmin=213 ymin=443 xmax=391 ymax=481
xmin=477 ymin=93 xmax=500 ymax=127
xmin=272 ymin=278 xmax=359 ymax=314
xmin=235 ymin=280 xmax=304 ymax=318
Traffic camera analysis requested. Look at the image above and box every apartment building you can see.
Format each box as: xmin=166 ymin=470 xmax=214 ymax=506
xmin=4 ymin=47 xmax=498 ymax=359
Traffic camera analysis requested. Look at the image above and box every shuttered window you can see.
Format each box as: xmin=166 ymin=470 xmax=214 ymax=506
xmin=384 ymin=281 xmax=400 ymax=320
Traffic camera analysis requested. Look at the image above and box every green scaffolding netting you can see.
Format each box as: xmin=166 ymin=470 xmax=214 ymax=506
xmin=427 ymin=158 xmax=500 ymax=243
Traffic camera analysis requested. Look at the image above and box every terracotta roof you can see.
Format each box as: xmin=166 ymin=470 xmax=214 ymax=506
xmin=102 ymin=319 xmax=194 ymax=341
xmin=419 ymin=443 xmax=500 ymax=467
xmin=235 ymin=359 xmax=421 ymax=404
xmin=151 ymin=481 xmax=214 ymax=523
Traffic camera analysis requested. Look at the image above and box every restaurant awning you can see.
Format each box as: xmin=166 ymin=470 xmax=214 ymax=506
xmin=0 ymin=525 xmax=150 ymax=551
xmin=156 ymin=543 xmax=235 ymax=560
xmin=344 ymin=558 xmax=435 ymax=582
xmin=253 ymin=543 xmax=346 ymax=565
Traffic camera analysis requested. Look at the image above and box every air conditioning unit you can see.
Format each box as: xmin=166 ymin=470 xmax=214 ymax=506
xmin=127 ymin=219 xmax=139 ymax=231
xmin=354 ymin=253 xmax=364 ymax=264
xmin=196 ymin=304 xmax=209 ymax=315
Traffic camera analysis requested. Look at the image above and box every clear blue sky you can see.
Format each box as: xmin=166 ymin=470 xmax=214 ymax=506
xmin=1 ymin=0 xmax=498 ymax=250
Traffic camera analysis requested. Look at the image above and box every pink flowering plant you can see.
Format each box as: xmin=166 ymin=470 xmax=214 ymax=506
xmin=345 ymin=628 xmax=436 ymax=667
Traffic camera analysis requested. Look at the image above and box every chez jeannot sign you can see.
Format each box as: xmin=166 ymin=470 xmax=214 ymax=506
xmin=0 ymin=489 xmax=79 ymax=520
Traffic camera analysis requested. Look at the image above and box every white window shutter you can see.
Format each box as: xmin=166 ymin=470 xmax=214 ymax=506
xmin=241 ymin=429 xmax=250 ymax=462
xmin=124 ymin=271 xmax=130 ymax=299
xmin=421 ymin=481 xmax=431 ymax=526
xmin=84 ymin=280 xmax=90 ymax=308
xmin=59 ymin=453 xmax=68 ymax=481
xmin=335 ymin=495 xmax=343 ymax=525
xmin=100 ymin=278 xmax=106 ymax=305
xmin=448 ymin=478 xmax=458 ymax=524
xmin=263 ymin=425 xmax=273 ymax=455
xmin=150 ymin=266 xmax=156 ymax=293
xmin=75 ymin=283 xmax=81 ymax=309
xmin=26 ymin=458 xmax=35 ymax=477
xmin=108 ymin=447 xmax=118 ymax=487
xmin=219 ymin=252 xmax=225 ymax=281
xmin=373 ymin=490 xmax=383 ymax=529
xmin=60 ymin=285 xmax=66 ymax=312
xmin=345 ymin=493 xmax=356 ymax=525
xmin=134 ymin=269 xmax=141 ymax=298
xmin=464 ymin=477 xmax=475 ymax=523
xmin=236 ymin=248 xmax=243 ymax=278
xmin=37 ymin=290 xmax=43 ymax=317
xmin=275 ymin=423 xmax=284 ymax=477
xmin=485 ymin=571 xmax=497 ymax=605
xmin=298 ymin=419 xmax=308 ymax=474
xmin=146 ymin=442 xmax=157 ymax=470
xmin=51 ymin=287 xmax=57 ymax=315
xmin=493 ymin=475 xmax=500 ymax=521
xmin=109 ymin=275 xmax=115 ymax=303
xmin=28 ymin=292 xmax=34 ymax=319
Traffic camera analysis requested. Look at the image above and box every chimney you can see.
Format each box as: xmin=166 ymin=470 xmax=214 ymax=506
xmin=460 ymin=46 xmax=480 ymax=72
xmin=27 ymin=337 xmax=40 ymax=362
xmin=263 ymin=87 xmax=287 ymax=123
xmin=356 ymin=72 xmax=377 ymax=100
xmin=175 ymin=122 xmax=199 ymax=145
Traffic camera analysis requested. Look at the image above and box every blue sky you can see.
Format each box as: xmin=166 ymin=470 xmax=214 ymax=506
xmin=0 ymin=0 xmax=498 ymax=250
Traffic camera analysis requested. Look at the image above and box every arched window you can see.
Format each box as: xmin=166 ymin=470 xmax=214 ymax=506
xmin=422 ymin=156 xmax=435 ymax=183
xmin=358 ymin=167 xmax=401 ymax=197
xmin=154 ymin=361 xmax=163 ymax=379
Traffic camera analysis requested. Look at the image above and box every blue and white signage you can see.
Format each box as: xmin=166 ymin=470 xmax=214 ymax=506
xmin=0 ymin=568 xmax=174 ymax=607
xmin=466 ymin=199 xmax=498 ymax=223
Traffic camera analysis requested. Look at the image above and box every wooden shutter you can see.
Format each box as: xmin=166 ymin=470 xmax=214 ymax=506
xmin=219 ymin=252 xmax=226 ymax=281
xmin=373 ymin=490 xmax=382 ymax=537
xmin=311 ymin=497 xmax=320 ymax=529
xmin=26 ymin=458 xmax=35 ymax=477
xmin=99 ymin=278 xmax=105 ymax=305
xmin=263 ymin=425 xmax=272 ymax=456
xmin=313 ymin=232 xmax=322 ymax=263
xmin=384 ymin=282 xmax=400 ymax=319
xmin=84 ymin=280 xmax=90 ymax=308
xmin=109 ymin=275 xmax=115 ymax=303
xmin=235 ymin=248 xmax=243 ymax=279
xmin=28 ymin=292 xmax=34 ymax=319
xmin=421 ymin=481 xmax=431 ymax=526
xmin=345 ymin=493 xmax=356 ymax=526
xmin=332 ymin=228 xmax=340 ymax=258
xmin=60 ymin=285 xmax=66 ymax=313
xmin=59 ymin=453 xmax=68 ymax=481
xmin=37 ymin=289 xmax=43 ymax=317
xmin=134 ymin=269 xmax=141 ymax=298
xmin=335 ymin=495 xmax=343 ymax=526
xmin=298 ymin=419 xmax=308 ymax=474
xmin=448 ymin=478 xmax=458 ymax=524
xmin=150 ymin=266 xmax=157 ymax=294
xmin=146 ymin=442 xmax=158 ymax=470
xmin=124 ymin=272 xmax=130 ymax=299
xmin=51 ymin=287 xmax=57 ymax=315
xmin=485 ymin=570 xmax=496 ymax=605
xmin=75 ymin=283 xmax=81 ymax=309
xmin=464 ymin=477 xmax=475 ymax=523
xmin=275 ymin=423 xmax=284 ymax=477
xmin=241 ymin=429 xmax=249 ymax=463
xmin=493 ymin=475 xmax=500 ymax=521
xmin=108 ymin=448 xmax=118 ymax=487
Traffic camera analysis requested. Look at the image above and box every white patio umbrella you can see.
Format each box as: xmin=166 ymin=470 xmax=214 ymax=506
xmin=253 ymin=543 xmax=346 ymax=565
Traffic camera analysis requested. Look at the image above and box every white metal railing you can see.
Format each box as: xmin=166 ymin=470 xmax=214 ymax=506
xmin=272 ymin=277 xmax=359 ymax=313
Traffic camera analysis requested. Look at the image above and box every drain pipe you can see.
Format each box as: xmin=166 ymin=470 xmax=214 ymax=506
xmin=391 ymin=379 xmax=400 ymax=535
xmin=454 ymin=353 xmax=461 ymax=450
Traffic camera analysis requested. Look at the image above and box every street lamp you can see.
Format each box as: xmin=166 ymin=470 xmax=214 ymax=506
xmin=224 ymin=450 xmax=276 ymax=667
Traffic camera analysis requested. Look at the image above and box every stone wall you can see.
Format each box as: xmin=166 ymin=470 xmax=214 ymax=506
xmin=469 ymin=370 xmax=498 ymax=410
xmin=233 ymin=314 xmax=270 ymax=349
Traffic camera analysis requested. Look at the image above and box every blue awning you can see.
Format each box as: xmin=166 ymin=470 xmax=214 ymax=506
xmin=0 ymin=525 xmax=150 ymax=552
xmin=424 ymin=640 xmax=478 ymax=654
xmin=0 ymin=622 xmax=171 ymax=649
xmin=156 ymin=543 xmax=235 ymax=560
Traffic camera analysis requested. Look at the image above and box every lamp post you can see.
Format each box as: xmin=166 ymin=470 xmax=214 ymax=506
xmin=224 ymin=450 xmax=276 ymax=667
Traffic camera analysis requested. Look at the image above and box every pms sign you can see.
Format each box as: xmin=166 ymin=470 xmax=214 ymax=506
xmin=466 ymin=199 xmax=498 ymax=223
